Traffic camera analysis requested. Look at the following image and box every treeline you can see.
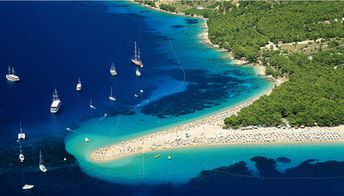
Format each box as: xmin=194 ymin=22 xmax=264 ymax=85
xmin=184 ymin=7 xmax=213 ymax=18
xmin=207 ymin=1 xmax=344 ymax=62
xmin=142 ymin=1 xmax=156 ymax=8
xmin=159 ymin=4 xmax=176 ymax=12
xmin=225 ymin=49 xmax=344 ymax=128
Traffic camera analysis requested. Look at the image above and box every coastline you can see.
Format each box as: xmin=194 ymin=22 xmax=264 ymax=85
xmin=90 ymin=84 xmax=344 ymax=162
xmin=87 ymin=1 xmax=344 ymax=163
xmin=89 ymin=86 xmax=274 ymax=162
xmin=87 ymin=1 xmax=293 ymax=163
xmin=129 ymin=0 xmax=270 ymax=77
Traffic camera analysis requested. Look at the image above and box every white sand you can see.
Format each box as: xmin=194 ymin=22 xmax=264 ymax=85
xmin=90 ymin=2 xmax=344 ymax=163
xmin=89 ymin=84 xmax=344 ymax=163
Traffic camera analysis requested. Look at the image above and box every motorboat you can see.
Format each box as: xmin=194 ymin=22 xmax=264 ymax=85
xmin=76 ymin=78 xmax=82 ymax=92
xmin=17 ymin=121 xmax=25 ymax=140
xmin=50 ymin=89 xmax=61 ymax=113
xmin=22 ymin=184 xmax=34 ymax=190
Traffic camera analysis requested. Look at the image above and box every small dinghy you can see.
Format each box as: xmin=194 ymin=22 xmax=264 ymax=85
xmin=22 ymin=184 xmax=34 ymax=190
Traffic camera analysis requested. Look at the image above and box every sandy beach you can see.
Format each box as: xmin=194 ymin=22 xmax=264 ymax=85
xmin=90 ymin=86 xmax=344 ymax=162
xmin=90 ymin=81 xmax=341 ymax=162
xmin=89 ymin=1 xmax=344 ymax=163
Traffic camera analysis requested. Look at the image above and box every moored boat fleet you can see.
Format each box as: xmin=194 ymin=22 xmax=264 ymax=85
xmin=6 ymin=42 xmax=145 ymax=115
xmin=14 ymin=121 xmax=49 ymax=190
xmin=6 ymin=42 xmax=146 ymax=190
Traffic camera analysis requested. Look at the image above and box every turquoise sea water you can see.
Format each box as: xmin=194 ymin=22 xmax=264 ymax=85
xmin=2 ymin=2 xmax=344 ymax=195
xmin=65 ymin=2 xmax=344 ymax=185
xmin=64 ymin=2 xmax=274 ymax=184
xmin=69 ymin=143 xmax=344 ymax=184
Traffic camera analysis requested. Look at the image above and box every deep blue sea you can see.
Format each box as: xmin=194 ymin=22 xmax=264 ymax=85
xmin=1 ymin=2 xmax=344 ymax=195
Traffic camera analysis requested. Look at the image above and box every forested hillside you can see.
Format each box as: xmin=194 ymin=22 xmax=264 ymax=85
xmin=134 ymin=1 xmax=344 ymax=128
xmin=207 ymin=1 xmax=344 ymax=61
xmin=225 ymin=49 xmax=344 ymax=128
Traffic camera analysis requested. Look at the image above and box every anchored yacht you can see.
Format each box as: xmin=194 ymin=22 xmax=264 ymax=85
xmin=22 ymin=184 xmax=34 ymax=190
xmin=18 ymin=121 xmax=25 ymax=140
xmin=110 ymin=63 xmax=117 ymax=76
xmin=135 ymin=67 xmax=141 ymax=77
xmin=89 ymin=99 xmax=96 ymax=109
xmin=131 ymin=42 xmax=143 ymax=68
xmin=109 ymin=87 xmax=116 ymax=101
xmin=19 ymin=142 xmax=24 ymax=163
xmin=50 ymin=89 xmax=61 ymax=113
xmin=39 ymin=150 xmax=47 ymax=173
xmin=76 ymin=78 xmax=82 ymax=92
xmin=6 ymin=66 xmax=20 ymax=82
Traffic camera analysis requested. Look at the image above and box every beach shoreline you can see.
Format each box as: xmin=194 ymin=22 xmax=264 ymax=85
xmin=88 ymin=1 xmax=344 ymax=163
xmin=89 ymin=85 xmax=277 ymax=162
xmin=90 ymin=94 xmax=344 ymax=162
xmin=87 ymin=1 xmax=291 ymax=163
xmin=129 ymin=0 xmax=270 ymax=77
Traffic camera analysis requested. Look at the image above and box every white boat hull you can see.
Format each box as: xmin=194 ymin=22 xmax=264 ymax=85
xmin=6 ymin=74 xmax=20 ymax=82
xmin=18 ymin=133 xmax=25 ymax=140
xmin=19 ymin=153 xmax=25 ymax=162
xmin=76 ymin=84 xmax=82 ymax=91
xmin=136 ymin=69 xmax=141 ymax=77
xmin=110 ymin=70 xmax=117 ymax=76
xmin=50 ymin=100 xmax=61 ymax=113
xmin=109 ymin=96 xmax=116 ymax=101
xmin=39 ymin=164 xmax=47 ymax=173
xmin=22 ymin=184 xmax=34 ymax=190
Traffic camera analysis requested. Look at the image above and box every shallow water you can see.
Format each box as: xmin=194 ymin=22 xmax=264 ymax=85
xmin=64 ymin=1 xmax=271 ymax=183
xmin=1 ymin=2 xmax=344 ymax=195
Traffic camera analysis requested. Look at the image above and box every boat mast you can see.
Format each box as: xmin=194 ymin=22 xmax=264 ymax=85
xmin=19 ymin=121 xmax=23 ymax=134
xmin=19 ymin=142 xmax=23 ymax=154
xmin=11 ymin=67 xmax=15 ymax=75
xmin=8 ymin=66 xmax=11 ymax=75
xmin=134 ymin=41 xmax=137 ymax=60
xmin=39 ymin=150 xmax=43 ymax=165
xmin=53 ymin=89 xmax=59 ymax=101
xmin=138 ymin=48 xmax=141 ymax=61
xmin=110 ymin=87 xmax=113 ymax=97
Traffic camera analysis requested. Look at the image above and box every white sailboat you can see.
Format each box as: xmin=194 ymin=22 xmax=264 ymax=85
xmin=89 ymin=99 xmax=96 ymax=109
xmin=39 ymin=150 xmax=47 ymax=173
xmin=19 ymin=142 xmax=24 ymax=163
xmin=76 ymin=78 xmax=82 ymax=92
xmin=109 ymin=87 xmax=116 ymax=101
xmin=22 ymin=184 xmax=34 ymax=190
xmin=50 ymin=89 xmax=61 ymax=113
xmin=131 ymin=42 xmax=144 ymax=68
xmin=17 ymin=121 xmax=25 ymax=140
xmin=110 ymin=63 xmax=117 ymax=76
xmin=6 ymin=66 xmax=20 ymax=82
xmin=135 ymin=67 xmax=141 ymax=77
